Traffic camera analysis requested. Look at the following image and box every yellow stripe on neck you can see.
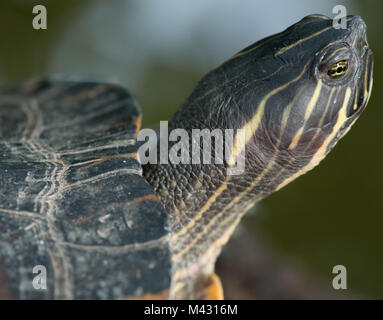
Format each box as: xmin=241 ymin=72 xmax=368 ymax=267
xmin=228 ymin=60 xmax=311 ymax=166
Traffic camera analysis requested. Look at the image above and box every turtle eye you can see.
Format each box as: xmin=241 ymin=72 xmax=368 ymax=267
xmin=327 ymin=60 xmax=349 ymax=78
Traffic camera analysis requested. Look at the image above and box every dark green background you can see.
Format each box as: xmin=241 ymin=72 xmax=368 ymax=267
xmin=0 ymin=0 xmax=381 ymax=298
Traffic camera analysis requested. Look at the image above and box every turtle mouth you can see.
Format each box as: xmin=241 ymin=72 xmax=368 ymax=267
xmin=348 ymin=47 xmax=373 ymax=118
xmin=365 ymin=49 xmax=374 ymax=101
xmin=347 ymin=15 xmax=373 ymax=116
xmin=357 ymin=48 xmax=373 ymax=112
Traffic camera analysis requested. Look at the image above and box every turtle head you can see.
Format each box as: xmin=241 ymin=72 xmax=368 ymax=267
xmin=168 ymin=14 xmax=373 ymax=191
xmin=240 ymin=14 xmax=375 ymax=191
xmin=253 ymin=14 xmax=374 ymax=167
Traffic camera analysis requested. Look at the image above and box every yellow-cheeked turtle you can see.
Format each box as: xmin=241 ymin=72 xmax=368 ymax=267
xmin=0 ymin=14 xmax=373 ymax=299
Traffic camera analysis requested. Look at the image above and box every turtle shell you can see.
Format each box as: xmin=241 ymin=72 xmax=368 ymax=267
xmin=0 ymin=78 xmax=171 ymax=299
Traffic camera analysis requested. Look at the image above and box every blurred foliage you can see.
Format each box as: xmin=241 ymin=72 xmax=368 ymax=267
xmin=135 ymin=62 xmax=202 ymax=126
xmin=0 ymin=1 xmax=90 ymax=80
xmin=0 ymin=0 xmax=382 ymax=298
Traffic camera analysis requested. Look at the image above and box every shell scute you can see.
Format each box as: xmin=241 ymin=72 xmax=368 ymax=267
xmin=0 ymin=79 xmax=171 ymax=299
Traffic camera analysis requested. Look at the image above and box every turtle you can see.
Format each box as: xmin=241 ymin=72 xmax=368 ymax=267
xmin=0 ymin=14 xmax=373 ymax=299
